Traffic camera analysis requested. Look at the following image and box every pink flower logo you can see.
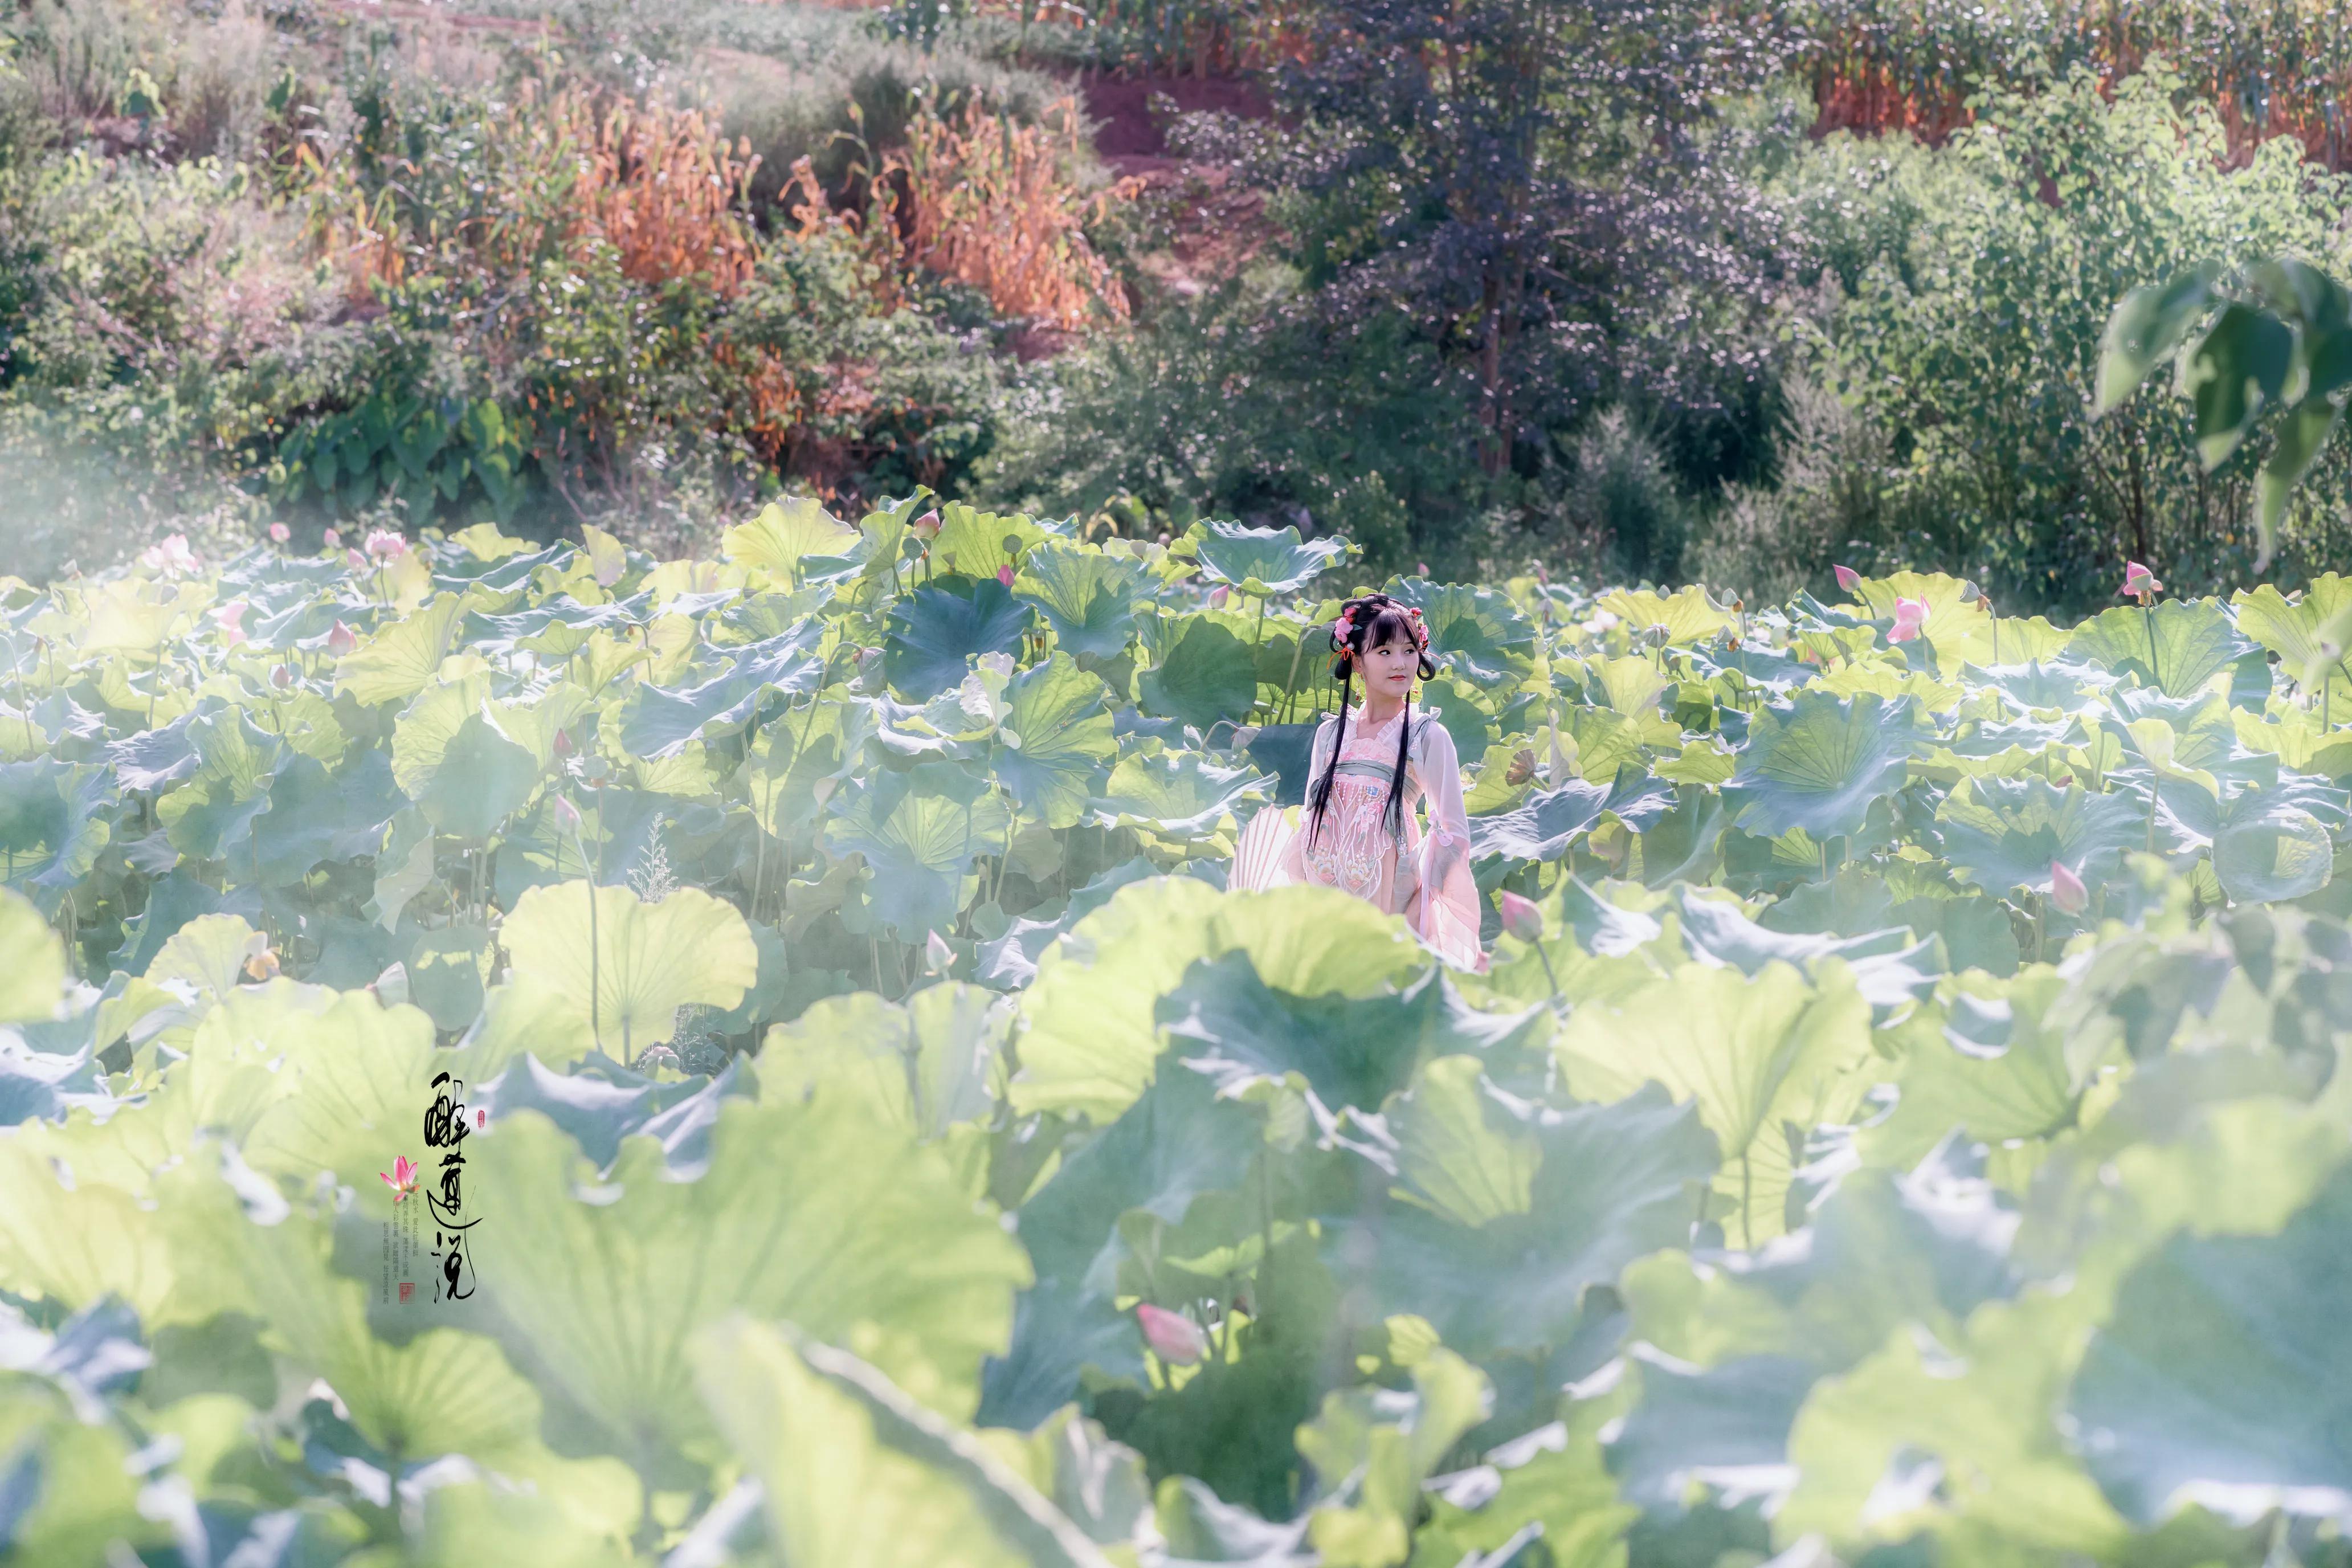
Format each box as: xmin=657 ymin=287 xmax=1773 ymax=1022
xmin=381 ymin=1154 xmax=420 ymax=1203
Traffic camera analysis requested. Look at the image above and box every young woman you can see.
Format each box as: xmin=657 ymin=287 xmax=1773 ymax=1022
xmin=1230 ymin=592 xmax=1485 ymax=970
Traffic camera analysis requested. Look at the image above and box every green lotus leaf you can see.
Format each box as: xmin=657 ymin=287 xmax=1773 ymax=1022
xmin=1469 ymin=769 xmax=1672 ymax=865
xmin=696 ymin=1316 xmax=1116 ymax=1568
xmin=1188 ymin=521 xmax=1350 ymax=595
xmin=757 ymin=982 xmax=1011 ymax=1138
xmin=1936 ymin=775 xmax=2145 ymax=896
xmin=744 ymin=696 xmax=876 ymax=842
xmin=824 ymin=763 xmax=1012 ymax=938
xmin=722 ymin=495 xmax=859 ymax=586
xmin=0 ymin=1361 xmax=155 ymax=1560
xmin=246 ymin=749 xmax=402 ymax=889
xmin=2212 ymin=792 xmax=2335 ymax=905
xmin=2231 ymin=574 xmax=2352 ymax=698
xmin=614 ymin=624 xmax=824 ymax=760
xmin=0 ymin=885 xmax=64 ymax=1024
xmin=1385 ymin=579 xmax=1537 ymax=688
xmin=1724 ymin=691 xmax=1920 ymax=843
xmin=389 ymin=672 xmax=538 ymax=838
xmin=979 ymin=1054 xmax=1267 ymax=1428
xmin=1596 ymin=585 xmax=1733 ymax=643
xmin=1332 ymin=1066 xmax=1717 ymax=1358
xmin=1012 ymin=881 xmax=1427 ymax=1124
xmin=444 ymin=1093 xmax=1031 ymax=1481
xmin=0 ymin=760 xmax=112 ymax=905
xmin=1296 ymin=1347 xmax=1491 ymax=1566
xmin=1092 ymin=750 xmax=1269 ymax=837
xmin=1847 ymin=570 xmax=1998 ymax=667
xmin=156 ymin=708 xmax=282 ymax=861
xmin=500 ymin=881 xmax=759 ymax=1060
xmin=1011 ymin=542 xmax=1147 ymax=662
xmin=932 ymin=504 xmax=1051 ymax=585
xmin=1406 ymin=1394 xmax=1636 ymax=1568
xmin=1136 ymin=615 xmax=1257 ymax=729
xmin=2069 ymin=599 xmax=2258 ymax=699
xmin=1419 ymin=671 xmax=1501 ymax=756
xmin=1553 ymin=961 xmax=1877 ymax=1246
xmin=993 ymin=654 xmax=1116 ymax=830
xmin=1861 ymin=974 xmax=2080 ymax=1170
xmin=886 ymin=580 xmax=1032 ymax=702
xmin=333 ymin=593 xmax=469 ymax=706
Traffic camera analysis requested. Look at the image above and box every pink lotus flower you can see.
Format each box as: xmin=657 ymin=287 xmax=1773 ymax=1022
xmin=345 ymin=548 xmax=367 ymax=570
xmin=997 ymin=564 xmax=1016 ymax=588
xmin=271 ymin=664 xmax=294 ymax=691
xmin=1417 ymin=561 xmax=1430 ymax=577
xmin=268 ymin=522 xmax=291 ymax=545
xmin=381 ymin=1155 xmax=420 ymax=1203
xmin=322 ymin=528 xmax=341 ymax=550
xmin=2049 ymin=859 xmax=2088 ymax=915
xmin=1498 ymin=889 xmax=1545 ymax=942
xmin=552 ymin=795 xmax=582 ymax=833
xmin=1834 ymin=565 xmax=1860 ymax=593
xmin=2120 ymin=561 xmax=2163 ymax=605
xmin=1208 ymin=585 xmax=1229 ymax=609
xmin=1887 ymin=597 xmax=1929 ymax=643
xmin=1136 ymin=1302 xmax=1206 ymax=1366
xmin=140 ymin=533 xmax=199 ymax=575
xmin=327 ymin=620 xmax=358 ymax=657
xmin=365 ymin=529 xmax=408 ymax=561
xmin=911 ymin=509 xmax=941 ymax=538
xmin=553 ymin=728 xmax=574 ymax=757
xmin=211 ymin=599 xmax=250 ymax=648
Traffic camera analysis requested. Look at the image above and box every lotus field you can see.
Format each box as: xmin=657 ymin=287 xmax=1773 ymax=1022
xmin=6 ymin=498 xmax=2352 ymax=1567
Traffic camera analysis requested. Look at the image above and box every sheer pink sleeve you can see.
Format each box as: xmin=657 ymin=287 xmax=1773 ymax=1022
xmin=1410 ymin=719 xmax=1487 ymax=971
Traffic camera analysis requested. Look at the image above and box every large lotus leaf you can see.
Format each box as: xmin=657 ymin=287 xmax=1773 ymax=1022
xmin=744 ymin=698 xmax=876 ymax=841
xmin=156 ymin=708 xmax=282 ymax=861
xmin=2068 ymin=1157 xmax=2352 ymax=1527
xmin=1295 ymin=1348 xmax=1492 ymax=1565
xmin=1332 ymin=1068 xmax=1717 ymax=1359
xmin=473 ymin=1054 xmax=754 ymax=1179
xmin=1675 ymin=887 xmax=1942 ymax=1014
xmin=1935 ymin=776 xmax=2145 ymax=897
xmin=1092 ymin=750 xmax=1269 ymax=838
xmin=757 ymin=982 xmax=1011 ymax=1138
xmin=979 ymin=1055 xmax=1267 ymax=1429
xmin=1469 ymin=768 xmax=1673 ymax=865
xmin=886 ymin=580 xmax=1032 ymax=702
xmin=500 ymin=881 xmax=758 ymax=1060
xmin=0 ymin=887 xmax=64 ymax=1024
xmin=249 ymin=749 xmax=403 ymax=888
xmin=1189 ymin=522 xmax=1350 ymax=595
xmin=1157 ymin=952 xmax=1542 ymax=1135
xmin=333 ymin=594 xmax=469 ymax=705
xmin=0 ymin=1362 xmax=154 ymax=1560
xmin=1604 ymin=1346 xmax=1813 ymax=1514
xmin=993 ymin=655 xmax=1116 ymax=830
xmin=1597 ymin=585 xmax=1733 ymax=643
xmin=614 ymin=623 xmax=824 ymax=760
xmin=2231 ymin=575 xmax=2352 ymax=698
xmin=444 ymin=1093 xmax=1031 ymax=1480
xmin=932 ymin=505 xmax=1050 ymax=584
xmin=1847 ymin=571 xmax=1997 ymax=667
xmin=1553 ymin=961 xmax=1876 ymax=1246
xmin=697 ymin=1316 xmax=1116 ymax=1568
xmin=0 ymin=759 xmax=111 ymax=902
xmin=2212 ymin=791 xmax=2334 ymax=904
xmin=415 ymin=710 xmax=538 ymax=839
xmin=1407 ymin=1394 xmax=1636 ymax=1568
xmin=72 ymin=574 xmax=193 ymax=655
xmin=2069 ymin=600 xmax=2258 ymax=699
xmin=1861 ymin=975 xmax=2080 ymax=1169
xmin=1013 ymin=544 xmax=1149 ymax=660
xmin=1724 ymin=692 xmax=1918 ymax=844
xmin=824 ymin=763 xmax=1013 ymax=937
xmin=1136 ymin=616 xmax=1258 ymax=730
xmin=1011 ymin=881 xmax=1428 ymax=1125
xmin=1384 ymin=581 xmax=1537 ymax=688
xmin=722 ymin=495 xmax=859 ymax=585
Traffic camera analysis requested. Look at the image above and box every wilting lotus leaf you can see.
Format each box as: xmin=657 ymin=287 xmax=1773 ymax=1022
xmin=887 ymin=579 xmax=1032 ymax=702
xmin=697 ymin=1316 xmax=1115 ymax=1568
xmin=1188 ymin=521 xmax=1351 ymax=595
xmin=500 ymin=882 xmax=758 ymax=1060
xmin=1725 ymin=691 xmax=1919 ymax=844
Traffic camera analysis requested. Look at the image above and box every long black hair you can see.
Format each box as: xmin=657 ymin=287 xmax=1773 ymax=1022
xmin=1306 ymin=593 xmax=1439 ymax=848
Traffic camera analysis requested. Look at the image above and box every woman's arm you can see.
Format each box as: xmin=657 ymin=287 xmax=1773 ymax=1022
xmin=1411 ymin=718 xmax=1487 ymax=970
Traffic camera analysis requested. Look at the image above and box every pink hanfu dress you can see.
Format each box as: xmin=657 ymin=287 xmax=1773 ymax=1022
xmin=1230 ymin=704 xmax=1486 ymax=971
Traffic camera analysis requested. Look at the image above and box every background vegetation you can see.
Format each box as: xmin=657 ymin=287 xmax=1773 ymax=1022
xmin=9 ymin=0 xmax=2352 ymax=612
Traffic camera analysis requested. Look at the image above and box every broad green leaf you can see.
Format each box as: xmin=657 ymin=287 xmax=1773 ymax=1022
xmin=757 ymin=982 xmax=1011 ymax=1137
xmin=1724 ymin=691 xmax=1918 ymax=843
xmin=0 ymin=760 xmax=112 ymax=901
xmin=696 ymin=1316 xmax=1116 ymax=1568
xmin=744 ymin=699 xmax=875 ymax=840
xmin=1936 ymin=776 xmax=2145 ymax=896
xmin=932 ymin=505 xmax=1050 ymax=585
xmin=1385 ymin=581 xmax=1536 ymax=688
xmin=1596 ymin=585 xmax=1733 ymax=643
xmin=2096 ymin=265 xmax=2216 ymax=413
xmin=1297 ymin=1348 xmax=1491 ymax=1567
xmin=885 ymin=581 xmax=1032 ymax=702
xmin=1092 ymin=750 xmax=1269 ymax=839
xmin=614 ymin=625 xmax=824 ymax=760
xmin=2230 ymin=574 xmax=2352 ymax=698
xmin=1014 ymin=542 xmax=1149 ymax=659
xmin=722 ymin=496 xmax=859 ymax=585
xmin=1189 ymin=522 xmax=1350 ymax=595
xmin=2179 ymin=300 xmax=2293 ymax=469
xmin=825 ymin=763 xmax=1012 ymax=937
xmin=993 ymin=655 xmax=1116 ymax=830
xmin=1136 ymin=616 xmax=1258 ymax=730
xmin=500 ymin=882 xmax=758 ymax=1059
xmin=0 ymin=885 xmax=64 ymax=1023
xmin=333 ymin=594 xmax=469 ymax=705
xmin=2212 ymin=794 xmax=2333 ymax=904
xmin=2069 ymin=599 xmax=2257 ymax=698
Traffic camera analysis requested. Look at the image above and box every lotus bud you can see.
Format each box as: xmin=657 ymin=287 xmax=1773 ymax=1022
xmin=552 ymin=795 xmax=583 ymax=833
xmin=1136 ymin=1302 xmax=1206 ymax=1366
xmin=1418 ymin=560 xmax=1430 ymax=577
xmin=925 ymin=929 xmax=954 ymax=975
xmin=1888 ymin=597 xmax=1929 ymax=644
xmin=271 ymin=664 xmax=294 ymax=691
xmin=1834 ymin=565 xmax=1860 ymax=593
xmin=346 ymin=548 xmax=366 ymax=570
xmin=554 ymin=728 xmax=574 ymax=757
xmin=2049 ymin=859 xmax=2088 ymax=916
xmin=1209 ymin=585 xmax=1229 ymax=609
xmin=328 ymin=620 xmax=358 ymax=657
xmin=912 ymin=509 xmax=941 ymax=538
xmin=1499 ymin=889 xmax=1545 ymax=942
xmin=322 ymin=527 xmax=341 ymax=549
xmin=268 ymin=522 xmax=291 ymax=544
xmin=997 ymin=564 xmax=1016 ymax=588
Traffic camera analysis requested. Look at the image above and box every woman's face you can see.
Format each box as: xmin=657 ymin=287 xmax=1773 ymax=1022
xmin=1362 ymin=631 xmax=1420 ymax=697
